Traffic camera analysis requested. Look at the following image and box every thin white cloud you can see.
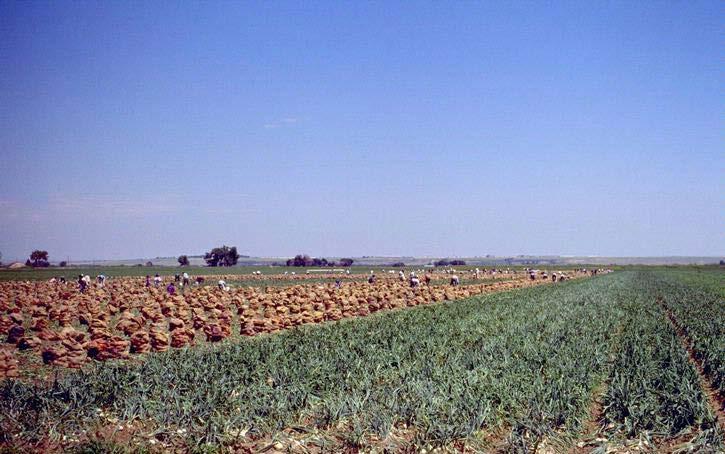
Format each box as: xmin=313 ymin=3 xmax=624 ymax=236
xmin=0 ymin=199 xmax=41 ymax=222
xmin=263 ymin=116 xmax=299 ymax=129
xmin=0 ymin=194 xmax=257 ymax=227
xmin=50 ymin=194 xmax=180 ymax=217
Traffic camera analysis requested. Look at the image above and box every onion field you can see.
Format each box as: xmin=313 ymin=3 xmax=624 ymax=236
xmin=1 ymin=269 xmax=723 ymax=452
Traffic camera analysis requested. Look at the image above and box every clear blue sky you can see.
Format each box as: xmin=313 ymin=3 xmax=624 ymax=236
xmin=0 ymin=1 xmax=722 ymax=261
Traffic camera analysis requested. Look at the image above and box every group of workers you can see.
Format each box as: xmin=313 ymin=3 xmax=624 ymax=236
xmin=364 ymin=270 xmax=459 ymax=288
xmin=50 ymin=265 xmax=594 ymax=297
xmin=526 ymin=269 xmax=568 ymax=282
xmin=143 ymin=272 xmax=225 ymax=294
xmin=48 ymin=270 xmax=223 ymax=295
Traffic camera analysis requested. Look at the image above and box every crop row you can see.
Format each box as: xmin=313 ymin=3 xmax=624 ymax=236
xmin=651 ymin=270 xmax=725 ymax=399
xmin=601 ymin=271 xmax=722 ymax=450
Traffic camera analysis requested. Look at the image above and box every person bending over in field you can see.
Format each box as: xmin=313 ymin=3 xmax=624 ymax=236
xmin=182 ymin=272 xmax=190 ymax=287
xmin=195 ymin=276 xmax=205 ymax=286
xmin=450 ymin=275 xmax=460 ymax=286
xmin=78 ymin=274 xmax=87 ymax=293
xmin=167 ymin=282 xmax=176 ymax=295
xmin=368 ymin=273 xmax=376 ymax=284
xmin=145 ymin=275 xmax=151 ymax=287
xmin=218 ymin=279 xmax=228 ymax=291
xmin=153 ymin=274 xmax=162 ymax=287
xmin=424 ymin=273 xmax=431 ymax=286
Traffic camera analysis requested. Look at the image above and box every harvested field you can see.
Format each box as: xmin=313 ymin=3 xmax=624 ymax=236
xmin=0 ymin=269 xmax=583 ymax=375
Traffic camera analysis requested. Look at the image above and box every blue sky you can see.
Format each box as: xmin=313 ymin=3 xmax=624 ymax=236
xmin=0 ymin=1 xmax=722 ymax=261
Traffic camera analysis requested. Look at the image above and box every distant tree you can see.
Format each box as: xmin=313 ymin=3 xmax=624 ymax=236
xmin=287 ymin=254 xmax=311 ymax=267
xmin=339 ymin=258 xmax=354 ymax=267
xmin=390 ymin=262 xmax=405 ymax=267
xmin=178 ymin=255 xmax=190 ymax=266
xmin=434 ymin=259 xmax=450 ymax=267
xmin=720 ymin=260 xmax=725 ymax=266
xmin=145 ymin=261 xmax=153 ymax=267
xmin=450 ymin=260 xmax=466 ymax=266
xmin=59 ymin=261 xmax=67 ymax=267
xmin=29 ymin=250 xmax=50 ymax=268
xmin=204 ymin=246 xmax=241 ymax=267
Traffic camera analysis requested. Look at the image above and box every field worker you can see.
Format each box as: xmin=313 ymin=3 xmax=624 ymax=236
xmin=174 ymin=273 xmax=180 ymax=283
xmin=153 ymin=274 xmax=162 ymax=287
xmin=335 ymin=278 xmax=341 ymax=288
xmin=182 ymin=272 xmax=190 ymax=287
xmin=552 ymin=272 xmax=557 ymax=282
xmin=218 ymin=279 xmax=227 ymax=291
xmin=166 ymin=282 xmax=176 ymax=295
xmin=346 ymin=269 xmax=350 ymax=275
xmin=399 ymin=270 xmax=406 ymax=282
xmin=475 ymin=268 xmax=481 ymax=279
xmin=145 ymin=275 xmax=151 ymax=287
xmin=78 ymin=274 xmax=87 ymax=293
xmin=368 ymin=273 xmax=376 ymax=284
xmin=59 ymin=276 xmax=66 ymax=284
xmin=424 ymin=273 xmax=432 ymax=286
xmin=410 ymin=274 xmax=420 ymax=288
xmin=529 ymin=270 xmax=536 ymax=281
xmin=195 ymin=276 xmax=205 ymax=286
xmin=450 ymin=275 xmax=460 ymax=286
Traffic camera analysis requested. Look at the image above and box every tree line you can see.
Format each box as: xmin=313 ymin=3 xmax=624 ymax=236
xmin=285 ymin=255 xmax=354 ymax=267
xmin=434 ymin=259 xmax=467 ymax=266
